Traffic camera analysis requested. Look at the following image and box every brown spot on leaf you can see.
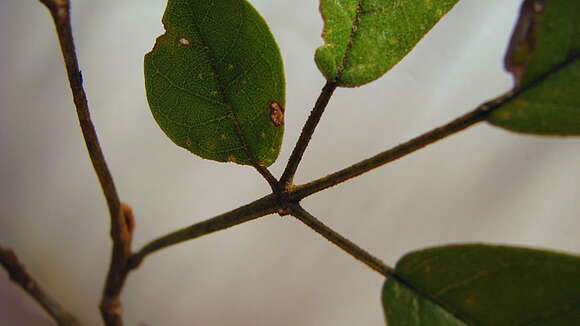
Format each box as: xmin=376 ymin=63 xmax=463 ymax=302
xmin=269 ymin=101 xmax=284 ymax=127
xmin=185 ymin=138 xmax=193 ymax=147
xmin=228 ymin=155 xmax=238 ymax=163
xmin=464 ymin=296 xmax=476 ymax=306
xmin=178 ymin=37 xmax=191 ymax=46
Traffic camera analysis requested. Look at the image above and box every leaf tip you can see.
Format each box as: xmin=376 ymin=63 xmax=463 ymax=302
xmin=504 ymin=0 xmax=545 ymax=87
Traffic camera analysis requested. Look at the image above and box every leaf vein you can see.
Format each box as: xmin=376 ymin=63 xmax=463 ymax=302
xmin=151 ymin=62 xmax=230 ymax=109
xmin=183 ymin=2 xmax=256 ymax=162
xmin=359 ymin=3 xmax=401 ymax=18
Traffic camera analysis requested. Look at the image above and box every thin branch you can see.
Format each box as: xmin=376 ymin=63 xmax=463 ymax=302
xmin=38 ymin=1 xmax=133 ymax=325
xmin=129 ymin=194 xmax=280 ymax=269
xmin=280 ymin=81 xmax=338 ymax=188
xmin=290 ymin=54 xmax=579 ymax=200
xmin=0 ymin=247 xmax=81 ymax=326
xmin=33 ymin=0 xmax=578 ymax=323
xmin=100 ymin=203 xmax=135 ymax=326
xmin=253 ymin=164 xmax=282 ymax=195
xmin=289 ymin=101 xmax=493 ymax=199
xmin=39 ymin=0 xmax=121 ymax=230
xmin=288 ymin=204 xmax=394 ymax=277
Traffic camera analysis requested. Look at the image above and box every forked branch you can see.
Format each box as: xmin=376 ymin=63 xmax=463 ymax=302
xmin=280 ymin=81 xmax=338 ymax=188
xmin=29 ymin=1 xmax=578 ymax=325
xmin=289 ymin=99 xmax=496 ymax=200
xmin=290 ymin=54 xmax=580 ymax=200
xmin=128 ymin=79 xmax=539 ymax=278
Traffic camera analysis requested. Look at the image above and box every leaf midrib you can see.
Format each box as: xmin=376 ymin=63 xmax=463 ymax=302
xmin=335 ymin=0 xmax=363 ymax=80
xmin=391 ymin=275 xmax=477 ymax=326
xmin=184 ymin=2 xmax=258 ymax=163
xmin=334 ymin=0 xmax=403 ymax=81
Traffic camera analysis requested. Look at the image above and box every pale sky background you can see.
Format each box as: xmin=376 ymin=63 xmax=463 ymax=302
xmin=1 ymin=0 xmax=579 ymax=325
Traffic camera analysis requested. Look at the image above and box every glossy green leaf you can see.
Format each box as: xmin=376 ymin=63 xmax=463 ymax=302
xmin=145 ymin=0 xmax=285 ymax=166
xmin=488 ymin=0 xmax=580 ymax=135
xmin=382 ymin=244 xmax=580 ymax=326
xmin=315 ymin=0 xmax=460 ymax=87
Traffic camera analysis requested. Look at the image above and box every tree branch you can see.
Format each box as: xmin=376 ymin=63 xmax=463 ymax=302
xmin=289 ymin=54 xmax=579 ymax=200
xmin=288 ymin=204 xmax=394 ymax=277
xmin=100 ymin=204 xmax=135 ymax=326
xmin=129 ymin=194 xmax=280 ymax=269
xmin=253 ymin=164 xmax=282 ymax=195
xmin=289 ymin=101 xmax=494 ymax=200
xmin=39 ymin=0 xmax=121 ymax=230
xmin=0 ymin=247 xmax=81 ymax=326
xmin=32 ymin=0 xmax=578 ymax=323
xmin=38 ymin=1 xmax=133 ymax=325
xmin=280 ymin=81 xmax=338 ymax=188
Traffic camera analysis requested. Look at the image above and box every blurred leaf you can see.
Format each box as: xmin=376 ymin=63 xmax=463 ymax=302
xmin=382 ymin=244 xmax=580 ymax=325
xmin=145 ymin=0 xmax=285 ymax=166
xmin=488 ymin=0 xmax=580 ymax=135
xmin=315 ymin=0 xmax=459 ymax=87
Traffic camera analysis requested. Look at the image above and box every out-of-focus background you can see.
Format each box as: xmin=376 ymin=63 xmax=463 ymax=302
xmin=1 ymin=0 xmax=578 ymax=325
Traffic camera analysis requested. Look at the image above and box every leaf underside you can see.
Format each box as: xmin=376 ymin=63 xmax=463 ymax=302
xmin=145 ymin=0 xmax=285 ymax=166
xmin=382 ymin=244 xmax=580 ymax=326
xmin=315 ymin=0 xmax=459 ymax=87
xmin=488 ymin=0 xmax=580 ymax=135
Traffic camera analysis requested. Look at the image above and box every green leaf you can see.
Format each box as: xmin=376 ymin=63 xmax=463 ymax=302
xmin=315 ymin=0 xmax=460 ymax=87
xmin=145 ymin=0 xmax=285 ymax=166
xmin=382 ymin=244 xmax=580 ymax=326
xmin=488 ymin=0 xmax=580 ymax=135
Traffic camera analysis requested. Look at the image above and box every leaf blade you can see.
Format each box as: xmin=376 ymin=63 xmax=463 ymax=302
xmin=383 ymin=280 xmax=467 ymax=326
xmin=382 ymin=244 xmax=580 ymax=326
xmin=488 ymin=0 xmax=580 ymax=135
xmin=315 ymin=0 xmax=460 ymax=87
xmin=145 ymin=0 xmax=285 ymax=166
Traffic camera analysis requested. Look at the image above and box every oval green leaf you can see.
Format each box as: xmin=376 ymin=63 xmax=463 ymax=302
xmin=488 ymin=0 xmax=580 ymax=135
xmin=315 ymin=0 xmax=460 ymax=87
xmin=145 ymin=0 xmax=285 ymax=166
xmin=382 ymin=244 xmax=580 ymax=326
